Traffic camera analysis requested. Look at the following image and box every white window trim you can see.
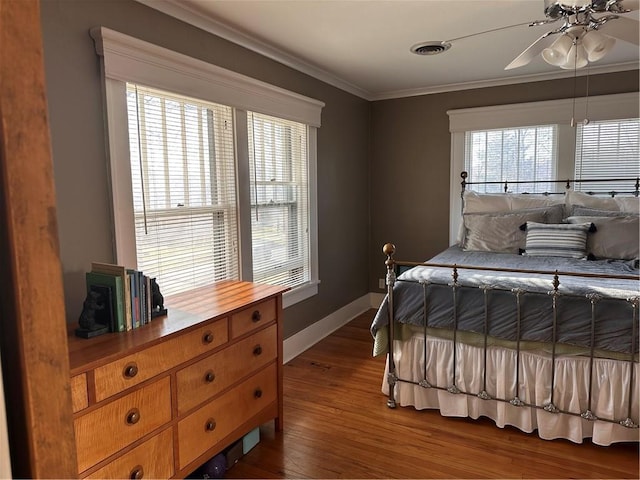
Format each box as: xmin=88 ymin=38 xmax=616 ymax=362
xmin=92 ymin=26 xmax=324 ymax=307
xmin=447 ymin=92 xmax=640 ymax=244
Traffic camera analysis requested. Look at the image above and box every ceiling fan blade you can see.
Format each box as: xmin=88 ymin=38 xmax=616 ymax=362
xmin=504 ymin=32 xmax=558 ymax=70
xmin=619 ymin=0 xmax=639 ymax=12
xmin=604 ymin=16 xmax=639 ymax=44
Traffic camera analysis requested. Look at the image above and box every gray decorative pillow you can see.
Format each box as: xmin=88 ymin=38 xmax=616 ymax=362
xmin=571 ymin=206 xmax=629 ymax=217
xmin=524 ymin=222 xmax=591 ymax=259
xmin=463 ymin=210 xmax=547 ymax=253
xmin=462 ymin=205 xmax=565 ymax=252
xmin=567 ymin=215 xmax=639 ymax=260
xmin=540 ymin=203 xmax=565 ymax=224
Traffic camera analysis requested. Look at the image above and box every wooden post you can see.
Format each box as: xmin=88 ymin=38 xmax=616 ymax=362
xmin=0 ymin=0 xmax=78 ymax=477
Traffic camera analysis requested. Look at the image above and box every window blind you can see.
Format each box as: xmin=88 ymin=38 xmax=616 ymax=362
xmin=248 ymin=112 xmax=309 ymax=289
xmin=574 ymin=118 xmax=640 ymax=194
xmin=465 ymin=126 xmax=557 ymax=193
xmin=127 ymin=84 xmax=239 ymax=296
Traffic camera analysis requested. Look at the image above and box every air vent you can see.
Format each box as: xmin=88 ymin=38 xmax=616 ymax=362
xmin=410 ymin=41 xmax=452 ymax=56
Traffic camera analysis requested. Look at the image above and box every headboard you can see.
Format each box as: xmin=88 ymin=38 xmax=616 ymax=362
xmin=449 ymin=171 xmax=640 ymax=246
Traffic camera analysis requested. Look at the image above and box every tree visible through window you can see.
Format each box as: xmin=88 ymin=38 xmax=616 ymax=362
xmin=248 ymin=112 xmax=309 ymax=289
xmin=465 ymin=126 xmax=557 ymax=193
xmin=127 ymin=84 xmax=239 ymax=296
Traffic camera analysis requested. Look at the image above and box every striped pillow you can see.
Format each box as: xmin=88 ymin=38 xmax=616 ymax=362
xmin=524 ymin=222 xmax=591 ymax=259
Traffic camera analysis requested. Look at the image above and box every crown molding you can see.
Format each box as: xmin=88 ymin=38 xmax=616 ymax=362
xmin=134 ymin=0 xmax=373 ymax=100
xmin=371 ymin=62 xmax=640 ymax=101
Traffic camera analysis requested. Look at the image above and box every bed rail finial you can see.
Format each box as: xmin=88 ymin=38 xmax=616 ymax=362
xmin=383 ymin=243 xmax=396 ymax=264
xmin=461 ymin=171 xmax=468 ymax=192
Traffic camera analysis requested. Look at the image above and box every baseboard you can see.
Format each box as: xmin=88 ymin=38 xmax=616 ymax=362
xmin=369 ymin=292 xmax=385 ymax=308
xmin=283 ymin=292 xmax=386 ymax=363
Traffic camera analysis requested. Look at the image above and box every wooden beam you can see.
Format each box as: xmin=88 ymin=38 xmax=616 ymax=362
xmin=0 ymin=0 xmax=77 ymax=477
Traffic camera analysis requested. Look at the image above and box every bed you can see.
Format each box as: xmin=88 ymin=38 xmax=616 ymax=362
xmin=371 ymin=173 xmax=640 ymax=446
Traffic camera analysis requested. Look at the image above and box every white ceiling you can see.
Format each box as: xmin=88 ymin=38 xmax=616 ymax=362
xmin=138 ymin=0 xmax=640 ymax=100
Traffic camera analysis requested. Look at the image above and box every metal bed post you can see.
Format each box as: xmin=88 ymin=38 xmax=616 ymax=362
xmin=543 ymin=272 xmax=561 ymax=414
xmin=478 ymin=285 xmax=492 ymax=400
xmin=448 ymin=266 xmax=461 ymax=395
xmin=510 ymin=289 xmax=525 ymax=407
xmin=419 ymin=282 xmax=432 ymax=389
xmin=581 ymin=293 xmax=601 ymax=422
xmin=384 ymin=243 xmax=398 ymax=408
xmin=621 ymin=297 xmax=639 ymax=428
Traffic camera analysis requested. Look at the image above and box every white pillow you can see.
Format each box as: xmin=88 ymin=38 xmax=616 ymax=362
xmin=462 ymin=190 xmax=510 ymax=213
xmin=509 ymin=194 xmax=565 ymax=211
xmin=463 ymin=190 xmax=565 ymax=214
xmin=565 ymin=190 xmax=619 ymax=212
xmin=615 ymin=196 xmax=640 ymax=214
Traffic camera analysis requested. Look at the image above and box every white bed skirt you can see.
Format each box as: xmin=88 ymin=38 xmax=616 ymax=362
xmin=382 ymin=333 xmax=640 ymax=446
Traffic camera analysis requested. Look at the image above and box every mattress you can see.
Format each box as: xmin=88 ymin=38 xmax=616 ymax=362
xmin=371 ymin=245 xmax=639 ymax=357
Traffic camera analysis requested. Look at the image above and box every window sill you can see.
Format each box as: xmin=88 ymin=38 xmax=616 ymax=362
xmin=283 ymin=280 xmax=319 ymax=308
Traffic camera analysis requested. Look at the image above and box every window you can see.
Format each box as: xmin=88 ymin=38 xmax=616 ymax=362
xmin=248 ymin=113 xmax=310 ymax=289
xmin=448 ymin=92 xmax=639 ymax=243
xmin=92 ymin=27 xmax=323 ymax=306
xmin=575 ymin=118 xmax=640 ymax=194
xmin=126 ymin=85 xmax=238 ymax=296
xmin=465 ymin=126 xmax=556 ymax=193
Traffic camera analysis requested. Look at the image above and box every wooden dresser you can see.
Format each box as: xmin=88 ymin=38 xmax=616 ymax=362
xmin=67 ymin=280 xmax=287 ymax=479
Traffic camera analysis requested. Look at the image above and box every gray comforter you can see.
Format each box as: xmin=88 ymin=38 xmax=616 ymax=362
xmin=371 ymin=246 xmax=639 ymax=355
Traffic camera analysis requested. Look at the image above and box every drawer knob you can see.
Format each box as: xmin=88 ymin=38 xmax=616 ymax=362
xmin=204 ymin=370 xmax=215 ymax=383
xmin=253 ymin=345 xmax=262 ymax=356
xmin=205 ymin=418 xmax=216 ymax=432
xmin=130 ymin=465 xmax=144 ymax=479
xmin=254 ymin=388 xmax=263 ymax=399
xmin=123 ymin=363 xmax=138 ymax=379
xmin=202 ymin=331 xmax=214 ymax=344
xmin=125 ymin=408 xmax=141 ymax=425
xmin=251 ymin=310 xmax=262 ymax=323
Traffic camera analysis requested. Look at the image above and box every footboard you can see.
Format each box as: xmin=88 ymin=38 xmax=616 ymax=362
xmin=381 ymin=242 xmax=639 ymax=435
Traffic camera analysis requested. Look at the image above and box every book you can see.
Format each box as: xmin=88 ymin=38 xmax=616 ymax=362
xmin=145 ymin=275 xmax=152 ymax=322
xmin=92 ymin=262 xmax=132 ymax=331
xmin=127 ymin=268 xmax=140 ymax=329
xmin=85 ymin=272 xmax=123 ymax=332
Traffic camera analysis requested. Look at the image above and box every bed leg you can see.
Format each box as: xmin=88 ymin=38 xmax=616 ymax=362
xmin=384 ymin=243 xmax=397 ymax=409
xmin=386 ymin=370 xmax=397 ymax=408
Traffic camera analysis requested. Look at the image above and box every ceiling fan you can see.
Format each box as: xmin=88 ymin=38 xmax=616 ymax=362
xmin=411 ymin=0 xmax=639 ymax=70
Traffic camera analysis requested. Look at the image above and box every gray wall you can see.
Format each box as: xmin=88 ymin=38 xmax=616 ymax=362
xmin=40 ymin=0 xmax=370 ymax=339
xmin=368 ymin=70 xmax=640 ymax=292
xmin=40 ymin=0 xmax=638 ymax=340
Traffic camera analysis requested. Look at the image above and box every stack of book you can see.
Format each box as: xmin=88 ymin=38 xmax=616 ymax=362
xmin=86 ymin=262 xmax=157 ymax=333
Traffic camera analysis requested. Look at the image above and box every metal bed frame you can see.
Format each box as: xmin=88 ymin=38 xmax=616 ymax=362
xmin=382 ymin=173 xmax=640 ymax=431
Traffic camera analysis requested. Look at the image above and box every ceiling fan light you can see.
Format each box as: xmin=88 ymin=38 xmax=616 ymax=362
xmin=582 ymin=30 xmax=616 ymax=62
xmin=560 ymin=44 xmax=589 ymax=69
xmin=541 ymin=34 xmax=574 ymax=66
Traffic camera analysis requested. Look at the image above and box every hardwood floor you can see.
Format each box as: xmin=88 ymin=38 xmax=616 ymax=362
xmin=225 ymin=309 xmax=639 ymax=479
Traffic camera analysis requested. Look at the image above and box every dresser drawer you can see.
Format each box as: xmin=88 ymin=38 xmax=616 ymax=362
xmin=93 ymin=319 xmax=228 ymax=402
xmin=176 ymin=324 xmax=277 ymax=415
xmin=75 ymin=376 xmax=172 ymax=474
xmin=230 ymin=298 xmax=276 ymax=339
xmin=177 ymin=363 xmax=277 ymax=470
xmin=84 ymin=427 xmax=174 ymax=479
xmin=71 ymin=373 xmax=88 ymax=413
